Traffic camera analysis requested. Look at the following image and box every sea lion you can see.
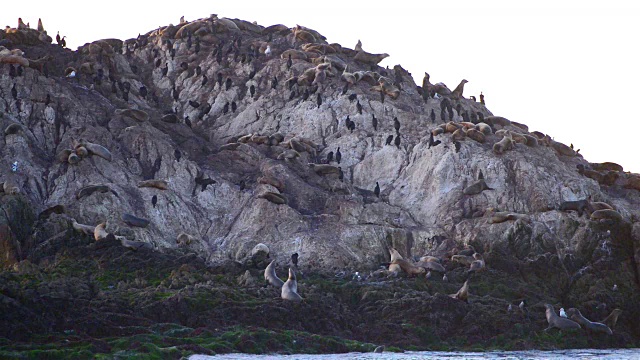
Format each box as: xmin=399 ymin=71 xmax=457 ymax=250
xmin=76 ymin=184 xmax=111 ymax=200
xmin=465 ymin=128 xmax=486 ymax=143
xmin=258 ymin=191 xmax=287 ymax=205
xmin=463 ymin=179 xmax=493 ymax=195
xmin=522 ymin=134 xmax=539 ymax=147
xmin=450 ymin=280 xmax=469 ymax=302
xmin=77 ymin=141 xmax=112 ymax=162
xmin=390 ymin=259 xmax=426 ymax=277
xmin=493 ymin=132 xmax=514 ymax=155
xmin=544 ymin=304 xmax=581 ymax=331
xmin=600 ymin=308 xmax=622 ymax=330
xmin=277 ymin=149 xmax=300 ymax=161
xmin=264 ymin=260 xmax=285 ymax=288
xmin=487 ymin=209 xmax=530 ymax=224
xmin=176 ymin=232 xmax=195 ymax=246
xmin=75 ymin=146 xmax=89 ymax=158
xmin=451 ymin=79 xmax=468 ymax=99
xmin=484 ymin=116 xmax=511 ymax=127
xmin=452 ymin=254 xmax=475 ymax=266
xmin=161 ymin=113 xmax=178 ymax=123
xmin=71 ymin=219 xmax=95 ymax=236
xmin=551 ymin=140 xmax=576 ymax=157
xmin=591 ymin=162 xmax=623 ymax=172
xmin=451 ymin=127 xmax=466 ymax=141
xmin=56 ymin=149 xmax=74 ymax=163
xmin=353 ymin=50 xmax=389 ymax=65
xmin=389 ymin=247 xmax=403 ymax=273
xmin=591 ymin=201 xmax=614 ymax=211
xmin=559 ymin=199 xmax=594 ymax=217
xmin=419 ymin=255 xmax=441 ymax=263
xmin=68 ymin=153 xmax=81 ymax=165
xmin=416 ymin=260 xmax=445 ymax=273
xmin=121 ymin=213 xmax=150 ymax=228
xmin=590 ymin=209 xmax=622 ymax=222
xmin=565 ymin=308 xmax=612 ymax=335
xmin=4 ymin=123 xmax=22 ymax=135
xmin=37 ymin=205 xmax=64 ymax=220
xmin=138 ymin=179 xmax=169 ymax=190
xmin=258 ymin=176 xmax=285 ymax=192
xmin=115 ymin=108 xmax=149 ymax=122
xmin=468 ymin=253 xmax=485 ymax=273
xmin=281 ymin=268 xmax=303 ymax=302
xmin=308 ymin=163 xmax=341 ymax=176
xmin=94 ymin=222 xmax=110 ymax=241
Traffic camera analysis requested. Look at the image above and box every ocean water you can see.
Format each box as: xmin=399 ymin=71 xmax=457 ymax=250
xmin=190 ymin=348 xmax=640 ymax=360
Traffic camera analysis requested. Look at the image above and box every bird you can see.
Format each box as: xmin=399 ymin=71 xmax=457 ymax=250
xmin=287 ymin=54 xmax=293 ymax=69
xmin=454 ymin=141 xmax=461 ymax=153
xmin=560 ymin=308 xmax=567 ymax=318
xmin=66 ymin=70 xmax=76 ymax=78
xmin=326 ymin=151 xmax=334 ymax=163
xmin=225 ymin=78 xmax=232 ymax=91
xmin=336 ymin=148 xmax=342 ymax=164
xmin=372 ymin=114 xmax=378 ymax=131
xmin=612 ymin=284 xmax=618 ymax=291
xmin=478 ymin=170 xmax=484 ymax=180
xmin=374 ymin=182 xmax=380 ymax=197
xmin=356 ymin=101 xmax=362 ymax=114
xmin=272 ymin=76 xmax=278 ymax=89
xmin=393 ymin=117 xmax=400 ymax=132
xmin=217 ymin=73 xmax=223 ymax=87
xmin=426 ymin=271 xmax=432 ymax=279
xmin=161 ymin=64 xmax=168 ymax=77
xmin=302 ymin=89 xmax=310 ymax=101
xmin=139 ymin=86 xmax=147 ymax=98
xmin=348 ymin=93 xmax=357 ymax=102
xmin=430 ymin=109 xmax=436 ymax=123
xmin=45 ymin=94 xmax=51 ymax=106
xmin=428 ymin=133 xmax=441 ymax=149
xmin=440 ymin=108 xmax=446 ymax=122
xmin=385 ymin=135 xmax=393 ymax=145
xmin=11 ymin=84 xmax=17 ymax=100
xmin=249 ymin=69 xmax=256 ymax=80
xmin=122 ymin=91 xmax=129 ymax=102
xmin=202 ymin=75 xmax=208 ymax=87
xmin=291 ymin=253 xmax=299 ymax=266
xmin=195 ymin=66 xmax=202 ymax=76
xmin=152 ymin=195 xmax=158 ymax=208
xmin=394 ymin=134 xmax=401 ymax=149
xmin=189 ymin=100 xmax=200 ymax=108
xmin=317 ymin=93 xmax=322 ymax=108
xmin=519 ymin=300 xmax=526 ymax=312
xmin=172 ymin=86 xmax=179 ymax=101
xmin=16 ymin=66 xmax=23 ymax=77
xmin=175 ymin=149 xmax=182 ymax=162
xmin=185 ymin=116 xmax=192 ymax=128
xmin=264 ymin=45 xmax=272 ymax=56
xmin=250 ymin=85 xmax=256 ymax=98
xmin=231 ymin=101 xmax=237 ymax=113
xmin=508 ymin=304 xmax=513 ymax=312
xmin=8 ymin=65 xmax=16 ymax=78
xmin=480 ymin=92 xmax=485 ymax=105
xmin=223 ymin=102 xmax=229 ymax=114
xmin=442 ymin=274 xmax=448 ymax=282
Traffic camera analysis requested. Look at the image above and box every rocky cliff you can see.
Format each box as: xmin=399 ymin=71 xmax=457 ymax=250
xmin=1 ymin=15 xmax=640 ymax=357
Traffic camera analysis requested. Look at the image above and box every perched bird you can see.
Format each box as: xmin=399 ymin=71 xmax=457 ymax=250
xmin=272 ymin=76 xmax=278 ymax=89
xmin=385 ymin=135 xmax=393 ymax=145
xmin=316 ymin=93 xmax=322 ymax=108
xmin=231 ymin=101 xmax=237 ymax=113
xmin=184 ymin=116 xmax=192 ymax=128
xmin=287 ymin=54 xmax=292 ymax=69
xmin=508 ymin=304 xmax=513 ymax=312
xmin=250 ymin=85 xmax=256 ymax=98
xmin=225 ymin=78 xmax=232 ymax=90
xmin=223 ymin=102 xmax=230 ymax=114
xmin=202 ymin=74 xmax=208 ymax=87
xmin=152 ymin=195 xmax=158 ymax=208
xmin=372 ymin=114 xmax=378 ymax=131
xmin=16 ymin=66 xmax=23 ymax=77
xmin=45 ymin=94 xmax=51 ymax=106
xmin=291 ymin=253 xmax=299 ymax=266
xmin=442 ymin=273 xmax=448 ymax=282
xmin=374 ymin=182 xmax=380 ymax=197
xmin=264 ymin=45 xmax=272 ymax=56
xmin=480 ymin=92 xmax=485 ymax=105
xmin=302 ymin=89 xmax=310 ymax=101
xmin=430 ymin=109 xmax=436 ymax=123
xmin=393 ymin=117 xmax=400 ymax=132
xmin=11 ymin=84 xmax=17 ymax=100
xmin=394 ymin=134 xmax=401 ymax=149
xmin=454 ymin=141 xmax=461 ymax=153
xmin=139 ymin=86 xmax=147 ymax=98
xmin=189 ymin=100 xmax=200 ymax=108
xmin=560 ymin=308 xmax=568 ymax=318
xmin=612 ymin=284 xmax=618 ymax=291
xmin=161 ymin=64 xmax=168 ymax=77
xmin=326 ymin=151 xmax=334 ymax=163
xmin=336 ymin=147 xmax=342 ymax=164
xmin=348 ymin=93 xmax=357 ymax=102
xmin=440 ymin=108 xmax=446 ymax=122
xmin=428 ymin=133 xmax=441 ymax=149
xmin=217 ymin=73 xmax=223 ymax=87
xmin=9 ymin=64 xmax=16 ymax=78
xmin=356 ymin=100 xmax=362 ymax=114
xmin=426 ymin=271 xmax=432 ymax=279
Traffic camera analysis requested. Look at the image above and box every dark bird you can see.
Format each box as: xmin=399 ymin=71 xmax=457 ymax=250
xmin=326 ymin=151 xmax=334 ymax=163
xmin=250 ymin=84 xmax=256 ymax=98
xmin=372 ymin=114 xmax=378 ymax=131
xmin=456 ymin=104 xmax=462 ymax=116
xmin=196 ymin=177 xmax=217 ymax=192
xmin=480 ymin=92 xmax=485 ymax=105
xmin=161 ymin=64 xmax=168 ymax=77
xmin=393 ymin=117 xmax=400 ymax=132
xmin=272 ymin=76 xmax=278 ymax=89
xmin=155 ymin=58 xmax=161 ymax=68
xmin=170 ymin=48 xmax=176 ymax=60
xmin=289 ymin=91 xmax=296 ymax=100
xmin=195 ymin=66 xmax=202 ymax=76
xmin=15 ymin=99 xmax=21 ymax=112
xmin=185 ymin=116 xmax=192 ymax=128
xmin=45 ymin=94 xmax=51 ymax=106
xmin=123 ymin=81 xmax=131 ymax=92
xmin=462 ymin=112 xmax=470 ymax=122
xmin=440 ymin=108 xmax=446 ymax=122
xmin=385 ymin=135 xmax=393 ymax=145
xmin=175 ymin=149 xmax=182 ymax=162
xmin=380 ymin=91 xmax=385 ymax=103
xmin=17 ymin=66 xmax=23 ymax=77
xmin=180 ymin=62 xmax=188 ymax=71
xmin=9 ymin=65 xmax=16 ymax=78
xmin=189 ymin=100 xmax=200 ymax=108
xmin=130 ymin=65 xmax=138 ymax=74
xmin=231 ymin=101 xmax=237 ymax=113
xmin=316 ymin=93 xmax=322 ymax=108
xmin=122 ymin=91 xmax=129 ymax=102
xmin=454 ymin=141 xmax=461 ymax=153
xmin=152 ymin=195 xmax=158 ymax=208
xmin=374 ymin=182 xmax=380 ymax=197
xmin=478 ymin=170 xmax=484 ymax=180
xmin=111 ymin=80 xmax=117 ymax=94
xmin=302 ymin=89 xmax=310 ymax=101
xmin=347 ymin=118 xmax=355 ymax=132
xmin=223 ymin=102 xmax=229 ymax=114
xmin=342 ymin=83 xmax=349 ymax=95
xmin=43 ymin=64 xmax=49 ymax=78
xmin=338 ymin=167 xmax=344 ymax=181
xmin=172 ymin=86 xmax=179 ymax=101
xmin=430 ymin=109 xmax=436 ymax=123
xmin=344 ymin=116 xmax=351 ymax=131
xmin=428 ymin=133 xmax=441 ymax=148
xmin=139 ymin=86 xmax=147 ymax=98
xmin=448 ymin=106 xmax=454 ymax=121
xmin=56 ymin=32 xmax=61 ymax=44
xmin=202 ymin=74 xmax=208 ymax=87
xmin=216 ymin=51 xmax=222 ymax=64
xmin=336 ymin=147 xmax=342 ymax=164
xmin=11 ymin=84 xmax=17 ymax=100
xmin=217 ymin=72 xmax=223 ymax=87
xmin=195 ymin=38 xmax=200 ymax=54
xmin=356 ymin=100 xmax=362 ymax=114
xmin=255 ymin=110 xmax=260 ymax=120
xmin=394 ymin=134 xmax=401 ymax=149
xmin=151 ymin=92 xmax=159 ymax=105
xmin=249 ymin=69 xmax=256 ymax=79
xmin=291 ymin=253 xmax=299 ymax=266
xmin=348 ymin=93 xmax=357 ymax=102
xmin=287 ymin=54 xmax=293 ymax=69
xmin=201 ymin=103 xmax=212 ymax=117
xmin=225 ymin=78 xmax=232 ymax=91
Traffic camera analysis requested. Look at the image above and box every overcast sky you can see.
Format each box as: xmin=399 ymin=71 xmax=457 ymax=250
xmin=4 ymin=1 xmax=639 ymax=172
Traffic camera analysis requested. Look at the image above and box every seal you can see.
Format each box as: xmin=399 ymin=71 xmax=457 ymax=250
xmin=591 ymin=201 xmax=614 ymax=211
xmin=493 ymin=131 xmax=514 ymax=155
xmin=281 ymin=268 xmax=303 ymax=302
xmin=590 ymin=209 xmax=622 ymax=222
xmin=452 ymin=254 xmax=475 ymax=266
xmin=450 ymin=279 xmax=469 ymax=302
xmin=388 ymin=247 xmax=403 ymax=273
xmin=94 ymin=222 xmax=110 ymax=241
xmin=308 ymin=163 xmax=341 ymax=176
xmin=487 ymin=209 xmax=530 ymax=224
xmin=559 ymin=199 xmax=594 ymax=217
xmin=468 ymin=253 xmax=485 ymax=273
xmin=451 ymin=79 xmax=468 ymax=99
xmin=463 ymin=179 xmax=493 ymax=196
xmin=416 ymin=259 xmax=445 ymax=273
xmin=258 ymin=176 xmax=285 ymax=192
xmin=121 ymin=213 xmax=150 ymax=228
xmin=258 ymin=191 xmax=287 ymax=205
xmin=138 ymin=179 xmax=169 ymax=190
xmin=76 ymin=140 xmax=113 ymax=162
xmin=76 ymin=184 xmax=111 ymax=200
xmin=176 ymin=232 xmax=195 ymax=246
xmin=600 ymin=308 xmax=622 ymax=330
xmin=390 ymin=259 xmax=426 ymax=277
xmin=544 ymin=304 xmax=581 ymax=331
xmin=465 ymin=128 xmax=486 ymax=143
xmin=565 ymin=308 xmax=612 ymax=335
xmin=71 ymin=219 xmax=95 ymax=236
xmin=38 ymin=205 xmax=65 ymax=220
xmin=264 ymin=259 xmax=285 ymax=288
xmin=115 ymin=108 xmax=149 ymax=122
xmin=277 ymin=150 xmax=300 ymax=161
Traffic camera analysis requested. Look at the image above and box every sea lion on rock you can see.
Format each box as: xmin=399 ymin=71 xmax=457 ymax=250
xmin=450 ymin=280 xmax=469 ymax=302
xmin=416 ymin=259 xmax=445 ymax=273
xmin=37 ymin=205 xmax=65 ymax=220
xmin=544 ymin=304 xmax=581 ymax=331
xmin=176 ymin=232 xmax=195 ymax=246
xmin=258 ymin=191 xmax=287 ymax=205
xmin=71 ymin=219 xmax=95 ymax=236
xmin=138 ymin=179 xmax=169 ymax=190
xmin=281 ymin=268 xmax=303 ymax=302
xmin=76 ymin=184 xmax=111 ymax=200
xmin=265 ymin=260 xmax=285 ymax=288
xmin=389 ymin=248 xmax=403 ymax=273
xmin=75 ymin=146 xmax=88 ymax=158
xmin=487 ymin=209 xmax=530 ymax=224
xmin=522 ymin=134 xmax=539 ymax=147
xmin=161 ymin=113 xmax=178 ymax=123
xmin=591 ymin=201 xmax=614 ymax=211
xmin=4 ymin=123 xmax=22 ymax=135
xmin=258 ymin=176 xmax=285 ymax=192
xmin=451 ymin=79 xmax=468 ymax=99
xmin=77 ymin=141 xmax=112 ymax=162
xmin=468 ymin=253 xmax=485 ymax=273
xmin=94 ymin=222 xmax=110 ymax=241
xmin=353 ymin=50 xmax=389 ymax=65
xmin=484 ymin=116 xmax=511 ymax=127
xmin=551 ymin=140 xmax=576 ymax=157
xmin=463 ymin=179 xmax=493 ymax=195
xmin=559 ymin=199 xmax=594 ymax=217
xmin=465 ymin=128 xmax=486 ymax=143
xmin=451 ymin=127 xmax=466 ymax=141
xmin=56 ymin=149 xmax=73 ymax=163
xmin=600 ymin=309 xmax=622 ymax=330
xmin=493 ymin=132 xmax=514 ymax=155
xmin=565 ymin=308 xmax=612 ymax=335
xmin=308 ymin=163 xmax=341 ymax=176
xmin=68 ymin=153 xmax=81 ymax=165
xmin=115 ymin=108 xmax=149 ymax=122
xmin=452 ymin=254 xmax=475 ymax=266
xmin=277 ymin=150 xmax=300 ymax=161
xmin=121 ymin=213 xmax=150 ymax=228
xmin=591 ymin=162 xmax=623 ymax=172
xmin=590 ymin=209 xmax=622 ymax=222
xmin=390 ymin=259 xmax=426 ymax=277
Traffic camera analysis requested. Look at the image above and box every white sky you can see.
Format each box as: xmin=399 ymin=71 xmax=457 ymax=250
xmin=4 ymin=1 xmax=640 ymax=172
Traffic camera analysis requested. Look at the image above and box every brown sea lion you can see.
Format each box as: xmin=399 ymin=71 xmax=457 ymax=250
xmin=468 ymin=253 xmax=485 ymax=273
xmin=565 ymin=308 xmax=612 ymax=335
xmin=94 ymin=222 xmax=110 ymax=241
xmin=121 ymin=213 xmax=150 ymax=228
xmin=138 ymin=179 xmax=169 ymax=190
xmin=465 ymin=128 xmax=486 ymax=143
xmin=258 ymin=191 xmax=287 ymax=205
xmin=277 ymin=150 xmax=300 ymax=161
xmin=115 ymin=108 xmax=149 ymax=122
xmin=463 ymin=179 xmax=493 ymax=196
xmin=390 ymin=259 xmax=426 ymax=277
xmin=591 ymin=162 xmax=623 ymax=172
xmin=389 ymin=248 xmax=403 ymax=273
xmin=590 ymin=209 xmax=622 ymax=222
xmin=550 ymin=141 xmax=576 ymax=157
xmin=176 ymin=232 xmax=195 ymax=246
xmin=71 ymin=219 xmax=95 ymax=236
xmin=76 ymin=184 xmax=111 ymax=200
xmin=308 ymin=163 xmax=341 ymax=176
xmin=416 ymin=260 xmax=445 ymax=273
xmin=451 ymin=127 xmax=466 ymax=141
xmin=265 ymin=260 xmax=285 ymax=288
xmin=544 ymin=304 xmax=581 ymax=331
xmin=452 ymin=254 xmax=475 ymax=266
xmin=559 ymin=199 xmax=594 ymax=217
xmin=591 ymin=201 xmax=614 ymax=211
xmin=281 ymin=268 xmax=303 ymax=302
xmin=484 ymin=116 xmax=511 ymax=127
xmin=493 ymin=132 xmax=514 ymax=155
xmin=258 ymin=176 xmax=285 ymax=192
xmin=353 ymin=50 xmax=389 ymax=65
xmin=475 ymin=122 xmax=493 ymax=135
xmin=450 ymin=280 xmax=469 ymax=302
xmin=451 ymin=79 xmax=468 ymax=99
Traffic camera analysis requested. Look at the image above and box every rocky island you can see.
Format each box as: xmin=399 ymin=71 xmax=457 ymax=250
xmin=1 ymin=14 xmax=639 ymax=358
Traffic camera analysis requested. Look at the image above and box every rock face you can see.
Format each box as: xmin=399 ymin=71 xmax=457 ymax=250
xmin=1 ymin=15 xmax=640 ymax=354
